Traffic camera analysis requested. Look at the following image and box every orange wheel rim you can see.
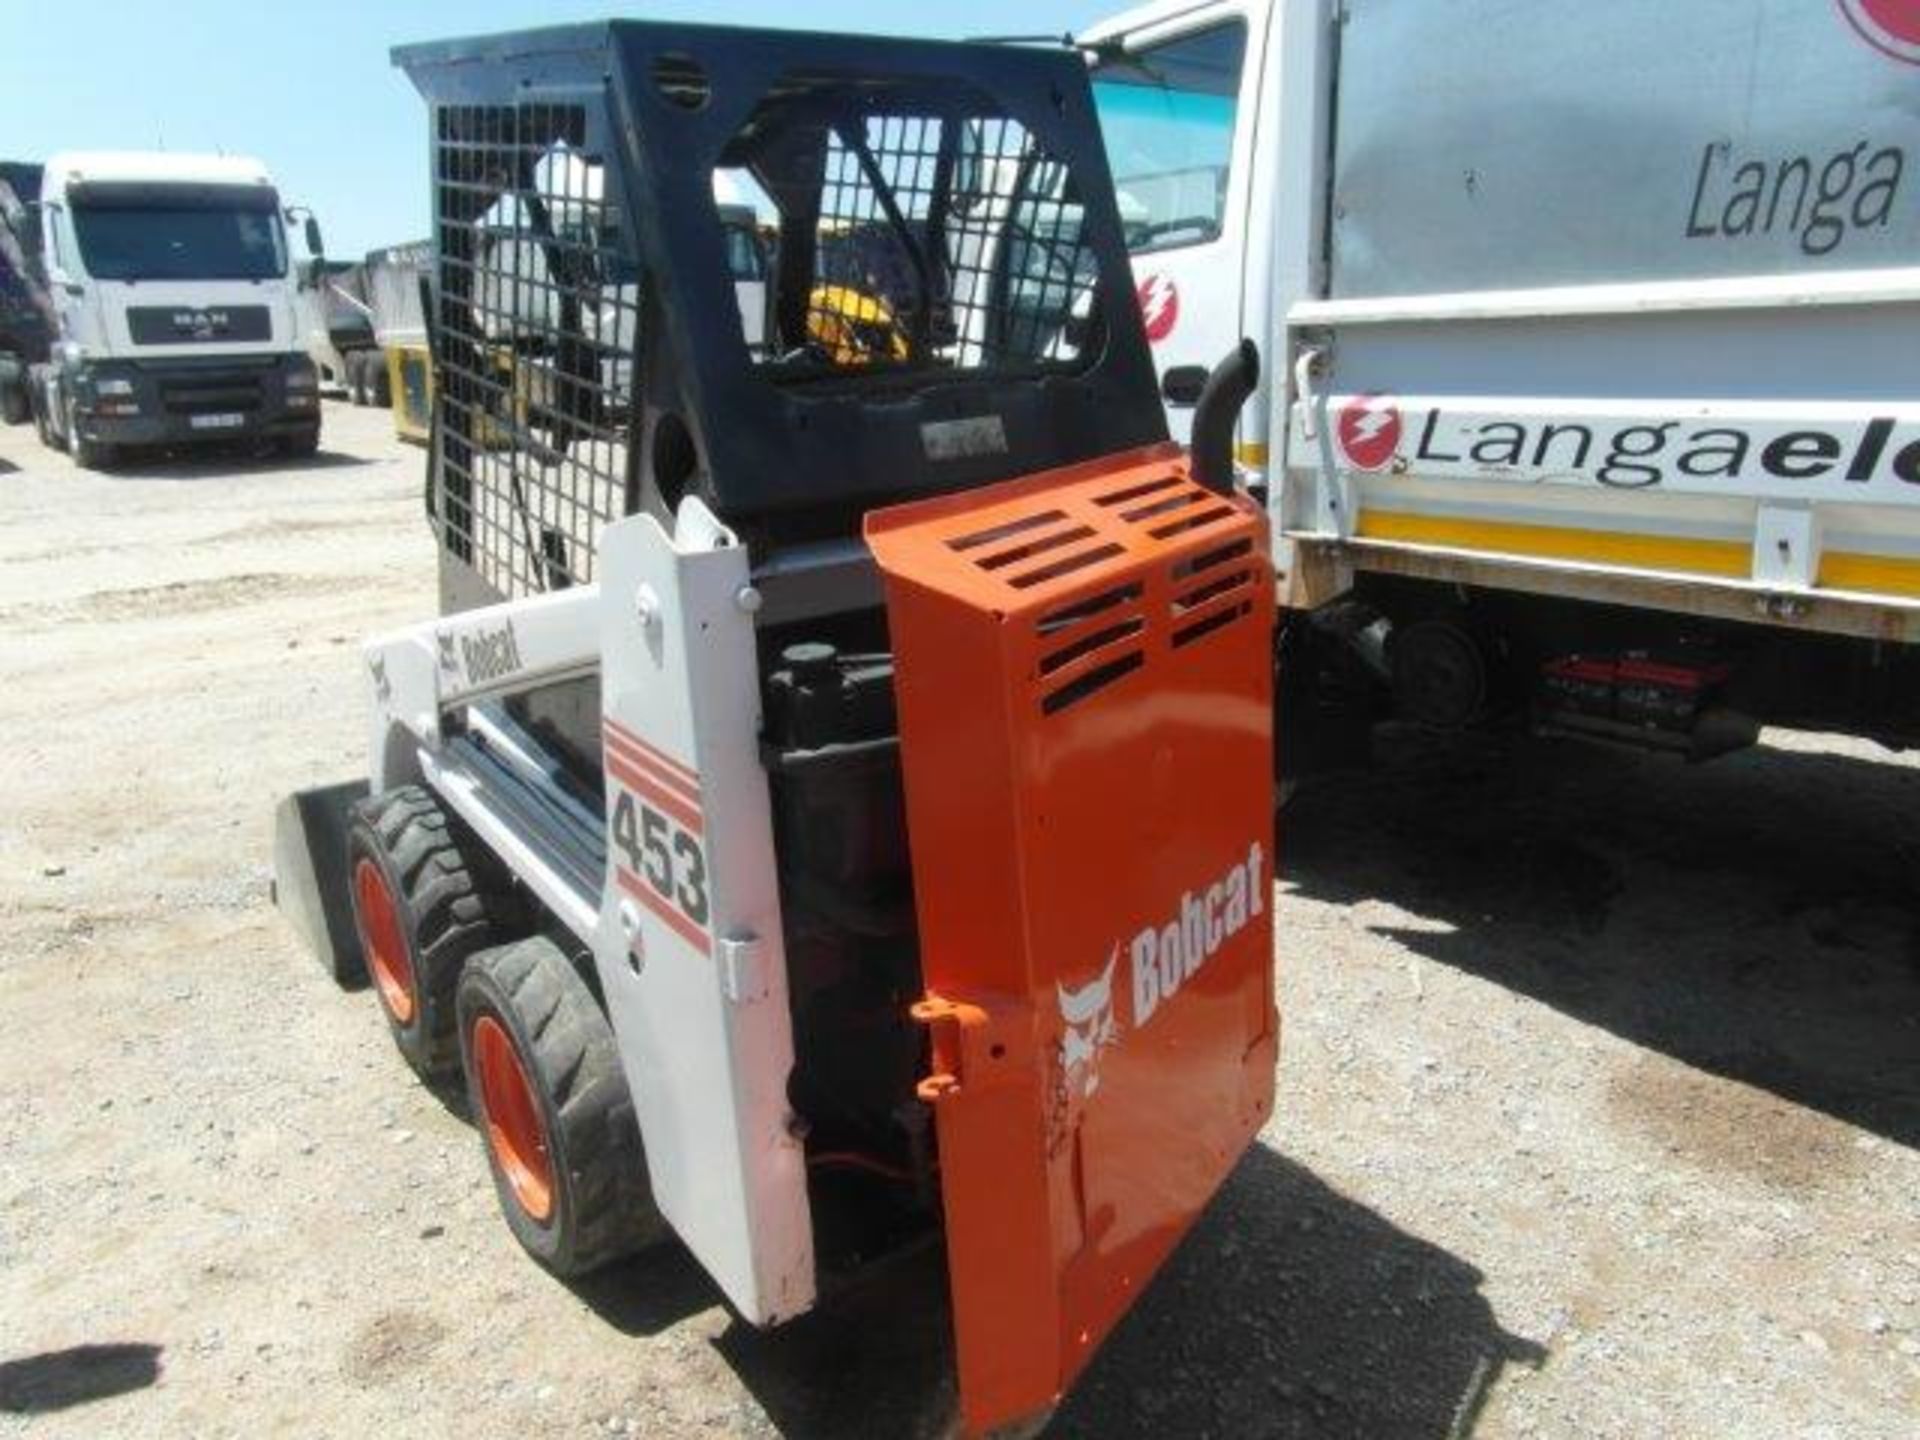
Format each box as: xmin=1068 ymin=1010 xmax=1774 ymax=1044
xmin=472 ymin=1014 xmax=554 ymax=1223
xmin=353 ymin=858 xmax=415 ymax=1024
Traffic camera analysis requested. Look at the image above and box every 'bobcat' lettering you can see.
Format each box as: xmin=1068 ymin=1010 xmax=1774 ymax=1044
xmin=1131 ymin=842 xmax=1266 ymax=1028
xmin=454 ymin=620 xmax=523 ymax=686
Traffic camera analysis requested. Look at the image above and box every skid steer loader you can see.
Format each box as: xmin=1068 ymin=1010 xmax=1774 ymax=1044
xmin=274 ymin=19 xmax=1277 ymax=1435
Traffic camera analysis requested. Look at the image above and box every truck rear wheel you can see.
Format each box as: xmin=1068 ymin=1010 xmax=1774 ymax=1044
xmin=347 ymin=785 xmax=517 ymax=1080
xmin=346 ymin=351 xmax=369 ymax=406
xmin=456 ymin=936 xmax=663 ymax=1277
xmin=0 ymin=375 xmax=26 ymax=425
xmin=366 ymin=352 xmax=392 ymax=408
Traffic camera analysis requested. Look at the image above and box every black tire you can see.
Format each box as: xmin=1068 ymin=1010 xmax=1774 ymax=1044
xmin=0 ymin=376 xmax=27 ymax=426
xmin=346 ymin=784 xmax=518 ymax=1079
xmin=457 ymin=936 xmax=664 ymax=1277
xmin=277 ymin=428 xmax=321 ymax=459
xmin=365 ymin=352 xmax=392 ymax=408
xmin=68 ymin=401 xmax=114 ymax=470
xmin=346 ymin=350 xmax=368 ymax=406
xmin=44 ymin=389 xmax=68 ymax=452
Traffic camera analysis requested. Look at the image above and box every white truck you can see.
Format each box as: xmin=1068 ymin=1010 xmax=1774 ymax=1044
xmin=1088 ymin=0 xmax=1920 ymax=767
xmin=29 ymin=151 xmax=321 ymax=467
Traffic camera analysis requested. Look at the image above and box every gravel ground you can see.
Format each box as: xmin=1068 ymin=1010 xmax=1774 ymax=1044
xmin=1 ymin=401 xmax=1916 ymax=1437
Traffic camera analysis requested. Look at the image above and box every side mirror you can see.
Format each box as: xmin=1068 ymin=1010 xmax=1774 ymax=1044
xmin=304 ymin=215 xmax=324 ymax=259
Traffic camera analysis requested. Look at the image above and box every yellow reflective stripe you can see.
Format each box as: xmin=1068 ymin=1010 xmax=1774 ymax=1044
xmin=1345 ymin=509 xmax=1920 ymax=603
xmin=1233 ymin=441 xmax=1269 ymax=465
xmin=1356 ymin=510 xmax=1750 ymax=577
xmin=1816 ymin=551 xmax=1920 ymax=598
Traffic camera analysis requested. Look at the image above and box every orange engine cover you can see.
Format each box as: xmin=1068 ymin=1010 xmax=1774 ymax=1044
xmin=865 ymin=441 xmax=1279 ymax=1436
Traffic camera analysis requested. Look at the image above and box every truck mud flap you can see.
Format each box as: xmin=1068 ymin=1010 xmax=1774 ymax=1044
xmin=867 ymin=443 xmax=1280 ymax=1436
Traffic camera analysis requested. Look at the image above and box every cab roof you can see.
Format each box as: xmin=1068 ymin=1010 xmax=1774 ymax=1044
xmin=42 ymin=151 xmax=275 ymax=192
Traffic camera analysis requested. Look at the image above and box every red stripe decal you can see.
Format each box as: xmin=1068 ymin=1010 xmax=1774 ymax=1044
xmin=603 ymin=728 xmax=703 ymax=807
xmin=603 ymin=719 xmax=701 ymax=792
xmin=616 ymin=869 xmax=711 ymax=956
xmin=607 ymin=754 xmax=704 ymax=836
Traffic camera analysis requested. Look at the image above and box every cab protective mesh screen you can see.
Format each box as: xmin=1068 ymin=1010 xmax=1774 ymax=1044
xmin=748 ymin=96 xmax=1099 ymax=377
xmin=431 ymin=101 xmax=639 ymax=598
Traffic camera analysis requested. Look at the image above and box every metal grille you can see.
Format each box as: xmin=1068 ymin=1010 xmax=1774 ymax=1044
xmin=777 ymin=109 xmax=1094 ymax=374
xmin=432 ymin=102 xmax=638 ymax=599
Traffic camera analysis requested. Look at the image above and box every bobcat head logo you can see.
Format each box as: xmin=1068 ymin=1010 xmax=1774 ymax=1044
xmin=369 ymin=655 xmax=391 ymax=704
xmin=1057 ymin=949 xmax=1120 ymax=1101
xmin=436 ymin=632 xmax=459 ymax=673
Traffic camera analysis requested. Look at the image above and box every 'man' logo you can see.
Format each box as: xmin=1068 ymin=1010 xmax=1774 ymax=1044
xmin=172 ymin=309 xmax=230 ymax=339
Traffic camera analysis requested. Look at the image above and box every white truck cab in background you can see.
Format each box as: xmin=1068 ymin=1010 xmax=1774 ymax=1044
xmin=31 ymin=151 xmax=320 ymax=467
xmin=1088 ymin=0 xmax=1920 ymax=770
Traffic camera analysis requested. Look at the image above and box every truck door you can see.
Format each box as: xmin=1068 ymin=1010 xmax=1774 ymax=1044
xmin=1089 ymin=5 xmax=1263 ymax=445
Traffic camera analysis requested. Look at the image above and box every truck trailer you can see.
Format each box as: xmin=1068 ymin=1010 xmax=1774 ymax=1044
xmin=28 ymin=151 xmax=321 ymax=467
xmin=0 ymin=160 xmax=51 ymax=426
xmin=277 ymin=19 xmax=1278 ymax=1437
xmin=1089 ymin=0 xmax=1920 ymax=771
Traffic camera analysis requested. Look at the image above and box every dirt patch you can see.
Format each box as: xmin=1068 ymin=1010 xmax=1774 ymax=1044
xmin=343 ymin=1311 xmax=448 ymax=1386
xmin=1605 ymin=1052 xmax=1864 ymax=1192
xmin=0 ymin=572 xmax=318 ymax=626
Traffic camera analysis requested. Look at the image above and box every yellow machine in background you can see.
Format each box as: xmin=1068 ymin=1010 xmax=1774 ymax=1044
xmin=386 ymin=340 xmax=432 ymax=445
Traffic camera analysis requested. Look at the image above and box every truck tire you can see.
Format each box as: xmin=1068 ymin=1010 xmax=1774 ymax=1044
xmin=41 ymin=386 xmax=68 ymax=451
xmin=345 ymin=351 xmax=368 ymax=406
xmin=0 ymin=375 xmax=26 ymax=426
xmin=366 ymin=352 xmax=392 ymax=408
xmin=68 ymin=400 xmax=114 ymax=470
xmin=347 ymin=785 xmax=519 ymax=1080
xmin=457 ymin=936 xmax=665 ymax=1277
xmin=277 ymin=428 xmax=321 ymax=459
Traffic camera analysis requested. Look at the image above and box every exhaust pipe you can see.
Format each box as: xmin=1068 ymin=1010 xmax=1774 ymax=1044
xmin=1190 ymin=338 xmax=1260 ymax=497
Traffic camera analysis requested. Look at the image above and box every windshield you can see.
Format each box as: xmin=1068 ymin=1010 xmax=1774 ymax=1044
xmin=71 ymin=202 xmax=287 ymax=282
xmin=1090 ymin=22 xmax=1246 ymax=254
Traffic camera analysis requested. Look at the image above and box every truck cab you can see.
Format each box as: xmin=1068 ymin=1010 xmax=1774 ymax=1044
xmin=32 ymin=151 xmax=320 ymax=467
xmin=1083 ymin=0 xmax=1274 ymax=452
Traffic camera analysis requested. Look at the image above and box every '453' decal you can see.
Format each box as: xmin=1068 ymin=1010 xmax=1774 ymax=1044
xmin=604 ymin=720 xmax=711 ymax=954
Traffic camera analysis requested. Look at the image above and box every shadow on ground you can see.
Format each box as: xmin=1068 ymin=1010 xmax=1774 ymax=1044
xmin=0 ymin=1343 xmax=162 ymax=1414
xmin=99 ymin=445 xmax=369 ymax=481
xmin=1287 ymin=726 xmax=1920 ymax=1151
xmin=700 ymin=1146 xmax=1537 ymax=1439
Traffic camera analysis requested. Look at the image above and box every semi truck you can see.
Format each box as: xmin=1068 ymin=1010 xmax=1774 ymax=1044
xmin=1088 ymin=0 xmax=1920 ymax=772
xmin=27 ymin=151 xmax=321 ymax=467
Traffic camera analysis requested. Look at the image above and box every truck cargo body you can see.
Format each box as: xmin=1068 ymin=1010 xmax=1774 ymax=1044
xmin=1091 ymin=0 xmax=1920 ymax=753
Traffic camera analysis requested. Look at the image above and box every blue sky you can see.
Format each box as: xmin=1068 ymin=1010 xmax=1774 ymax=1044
xmin=1 ymin=0 xmax=1110 ymax=257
